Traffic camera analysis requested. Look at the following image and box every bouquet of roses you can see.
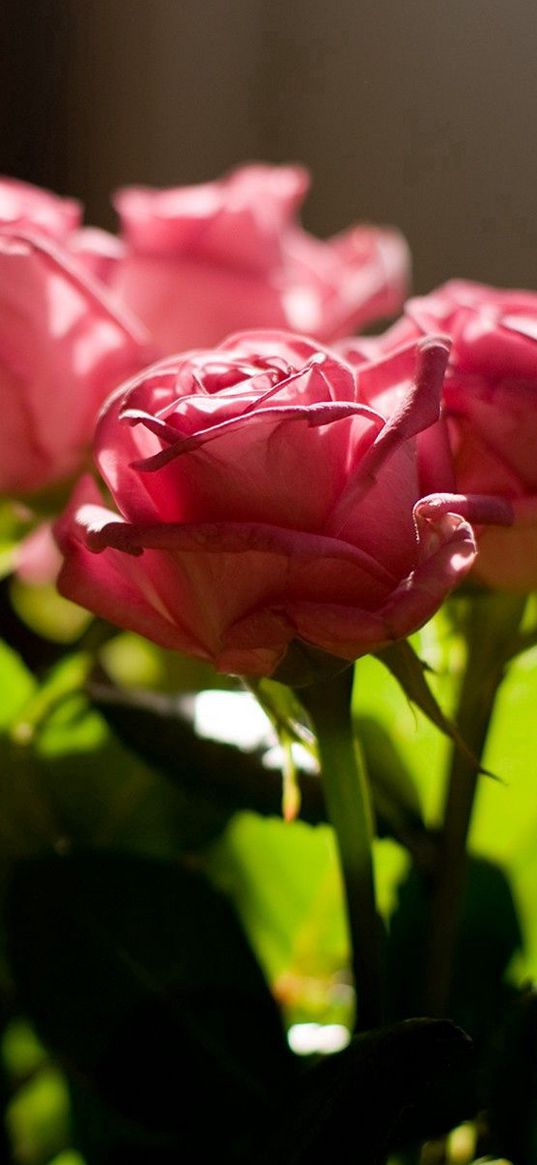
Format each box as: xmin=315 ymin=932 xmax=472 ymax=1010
xmin=0 ymin=164 xmax=535 ymax=1165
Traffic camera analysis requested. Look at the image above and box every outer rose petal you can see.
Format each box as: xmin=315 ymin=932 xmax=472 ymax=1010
xmin=56 ymin=477 xmax=210 ymax=658
xmin=57 ymin=478 xmax=476 ymax=678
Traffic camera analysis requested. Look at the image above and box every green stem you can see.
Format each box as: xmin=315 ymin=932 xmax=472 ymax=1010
xmin=301 ymin=668 xmax=382 ymax=1032
xmin=425 ymin=591 xmax=526 ymax=1016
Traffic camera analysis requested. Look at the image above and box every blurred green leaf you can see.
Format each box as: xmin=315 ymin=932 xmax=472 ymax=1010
xmin=48 ymin=1153 xmax=85 ymax=1165
xmin=10 ymin=580 xmax=90 ymax=645
xmin=0 ymin=501 xmax=31 ymax=581
xmin=207 ymin=812 xmax=348 ymax=988
xmin=467 ymin=648 xmax=537 ymax=981
xmin=7 ymin=1066 xmax=70 ymax=1165
xmin=101 ymin=632 xmax=235 ymax=695
xmin=0 ymin=642 xmax=36 ymax=730
xmin=8 ymin=654 xmax=91 ymax=745
xmin=2 ymin=1021 xmax=47 ymax=1083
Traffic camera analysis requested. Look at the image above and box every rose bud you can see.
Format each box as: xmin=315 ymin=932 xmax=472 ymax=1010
xmin=111 ymin=163 xmax=410 ymax=353
xmin=56 ymin=331 xmax=477 ymax=679
xmin=344 ymin=281 xmax=537 ymax=591
xmin=0 ymin=230 xmax=151 ymax=496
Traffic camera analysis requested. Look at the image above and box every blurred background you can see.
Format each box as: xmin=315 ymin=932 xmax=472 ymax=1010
xmin=3 ymin=0 xmax=537 ymax=295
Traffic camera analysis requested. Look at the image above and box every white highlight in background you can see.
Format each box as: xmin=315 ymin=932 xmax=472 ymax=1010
xmin=287 ymin=1023 xmax=351 ymax=1056
xmin=193 ymin=690 xmax=318 ymax=773
xmin=193 ymin=690 xmax=274 ymax=750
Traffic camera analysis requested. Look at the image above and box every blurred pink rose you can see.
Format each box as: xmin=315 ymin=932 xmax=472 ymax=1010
xmin=66 ymin=226 xmax=126 ymax=285
xmin=0 ymin=176 xmax=81 ymax=240
xmin=0 ymin=230 xmax=150 ymax=496
xmin=111 ymin=164 xmax=410 ymax=353
xmin=350 ymin=280 xmax=537 ymax=590
xmin=57 ymin=330 xmax=477 ymax=678
xmin=16 ymin=521 xmax=62 ymax=585
xmin=0 ymin=175 xmax=124 ymax=284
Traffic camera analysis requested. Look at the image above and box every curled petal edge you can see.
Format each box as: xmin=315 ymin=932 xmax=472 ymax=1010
xmin=414 ymin=492 xmax=514 ymax=530
xmin=277 ymin=511 xmax=477 ymax=661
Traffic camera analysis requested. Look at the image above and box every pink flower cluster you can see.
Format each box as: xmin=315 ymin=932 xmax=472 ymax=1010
xmin=2 ymin=166 xmax=536 ymax=677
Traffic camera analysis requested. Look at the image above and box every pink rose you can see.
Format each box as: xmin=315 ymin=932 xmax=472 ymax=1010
xmin=0 ymin=176 xmax=81 ymax=240
xmin=0 ymin=230 xmax=150 ymax=496
xmin=349 ymin=281 xmax=537 ymax=590
xmin=56 ymin=330 xmax=477 ymax=678
xmin=16 ymin=522 xmax=62 ymax=585
xmin=0 ymin=175 xmax=124 ymax=284
xmin=65 ymin=226 xmax=126 ymax=285
xmin=111 ymin=164 xmax=410 ymax=353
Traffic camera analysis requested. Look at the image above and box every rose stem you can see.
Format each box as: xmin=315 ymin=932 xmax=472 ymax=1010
xmin=425 ymin=591 xmax=527 ymax=1017
xmin=302 ymin=667 xmax=382 ymax=1033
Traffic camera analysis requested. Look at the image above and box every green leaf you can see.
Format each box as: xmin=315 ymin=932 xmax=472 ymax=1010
xmin=207 ymin=812 xmax=347 ymax=991
xmin=10 ymin=579 xmax=90 ymax=645
xmin=375 ymin=640 xmax=488 ymax=772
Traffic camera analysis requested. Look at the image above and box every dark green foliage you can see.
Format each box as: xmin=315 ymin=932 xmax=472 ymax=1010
xmin=259 ymin=1019 xmax=473 ymax=1164
xmin=386 ymin=856 xmax=523 ymax=1046
xmin=486 ymin=987 xmax=537 ymax=1164
xmin=6 ymin=851 xmax=296 ymax=1162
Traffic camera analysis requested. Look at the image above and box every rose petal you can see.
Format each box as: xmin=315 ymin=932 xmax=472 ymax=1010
xmin=285 ymin=512 xmax=476 ymax=659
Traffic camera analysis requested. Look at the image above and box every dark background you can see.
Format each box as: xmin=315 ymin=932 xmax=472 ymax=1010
xmin=3 ymin=0 xmax=537 ymax=296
